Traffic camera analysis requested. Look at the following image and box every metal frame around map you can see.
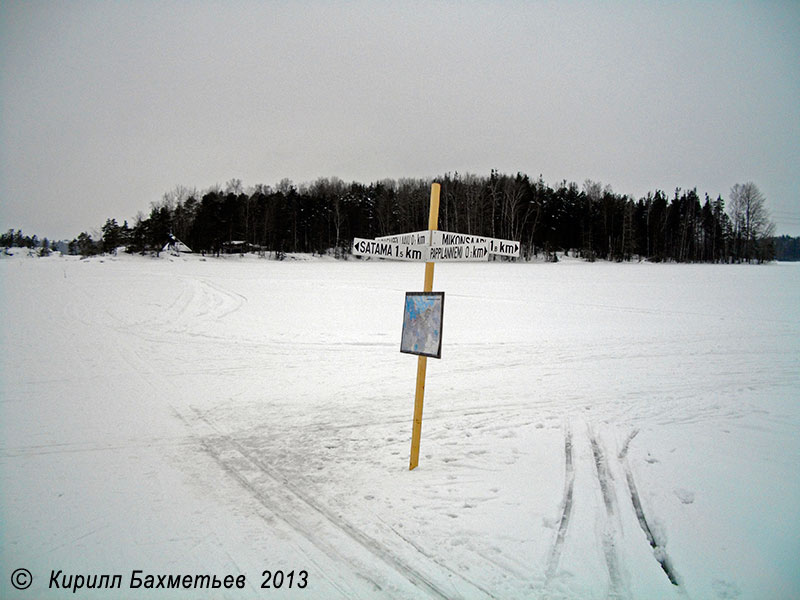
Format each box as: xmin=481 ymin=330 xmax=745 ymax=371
xmin=400 ymin=292 xmax=445 ymax=359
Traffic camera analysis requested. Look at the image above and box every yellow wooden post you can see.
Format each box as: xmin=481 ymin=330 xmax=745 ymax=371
xmin=409 ymin=183 xmax=440 ymax=470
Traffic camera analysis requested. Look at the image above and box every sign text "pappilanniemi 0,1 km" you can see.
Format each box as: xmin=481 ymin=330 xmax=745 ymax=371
xmin=351 ymin=229 xmax=520 ymax=262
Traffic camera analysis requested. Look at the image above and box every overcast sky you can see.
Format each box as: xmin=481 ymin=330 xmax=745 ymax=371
xmin=2 ymin=1 xmax=799 ymax=240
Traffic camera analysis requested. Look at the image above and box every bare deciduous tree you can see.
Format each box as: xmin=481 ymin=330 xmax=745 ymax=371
xmin=729 ymin=182 xmax=775 ymax=262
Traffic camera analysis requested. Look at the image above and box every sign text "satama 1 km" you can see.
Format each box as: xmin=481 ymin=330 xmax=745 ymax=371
xmin=352 ymin=238 xmax=488 ymax=262
xmin=351 ymin=238 xmax=428 ymax=260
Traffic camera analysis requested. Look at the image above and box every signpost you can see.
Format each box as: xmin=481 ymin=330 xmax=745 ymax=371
xmin=409 ymin=184 xmax=440 ymax=470
xmin=351 ymin=183 xmax=520 ymax=470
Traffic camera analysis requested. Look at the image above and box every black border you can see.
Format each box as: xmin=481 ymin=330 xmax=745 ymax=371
xmin=400 ymin=291 xmax=445 ymax=359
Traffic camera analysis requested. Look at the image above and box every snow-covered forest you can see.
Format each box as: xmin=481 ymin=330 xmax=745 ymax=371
xmin=5 ymin=173 xmax=791 ymax=263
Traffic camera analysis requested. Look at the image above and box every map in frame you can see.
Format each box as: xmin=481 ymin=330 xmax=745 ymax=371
xmin=400 ymin=292 xmax=445 ymax=359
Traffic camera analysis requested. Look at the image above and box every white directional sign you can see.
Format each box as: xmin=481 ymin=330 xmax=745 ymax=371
xmin=375 ymin=230 xmax=431 ymax=246
xmin=485 ymin=238 xmax=520 ymax=257
xmin=355 ymin=230 xmax=519 ymax=261
xmin=427 ymin=242 xmax=489 ymax=261
xmin=431 ymin=230 xmax=520 ymax=258
xmin=353 ymin=238 xmax=489 ymax=261
xmin=352 ymin=238 xmax=427 ymax=261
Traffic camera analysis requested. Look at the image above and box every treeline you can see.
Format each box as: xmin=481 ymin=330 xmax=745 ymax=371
xmin=4 ymin=171 xmax=789 ymax=262
xmin=0 ymin=230 xmax=66 ymax=256
xmin=773 ymin=235 xmax=800 ymax=261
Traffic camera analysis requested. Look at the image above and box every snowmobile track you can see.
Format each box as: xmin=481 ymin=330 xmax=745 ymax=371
xmin=588 ymin=430 xmax=626 ymax=599
xmin=589 ymin=433 xmax=617 ymax=516
xmin=619 ymin=431 xmax=681 ymax=587
xmin=193 ymin=409 xmax=493 ymax=599
xmin=545 ymin=425 xmax=575 ymax=582
xmin=617 ymin=428 xmax=639 ymax=460
xmin=200 ymin=434 xmax=450 ymax=598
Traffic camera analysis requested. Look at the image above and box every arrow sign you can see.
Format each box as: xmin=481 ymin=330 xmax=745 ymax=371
xmin=356 ymin=230 xmax=519 ymax=261
xmin=427 ymin=242 xmax=489 ymax=261
xmin=374 ymin=230 xmax=431 ymax=246
xmin=352 ymin=238 xmax=427 ymax=261
xmin=431 ymin=230 xmax=520 ymax=257
xmin=485 ymin=238 xmax=521 ymax=257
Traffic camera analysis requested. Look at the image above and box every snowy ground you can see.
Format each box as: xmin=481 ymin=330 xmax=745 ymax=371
xmin=2 ymin=251 xmax=799 ymax=599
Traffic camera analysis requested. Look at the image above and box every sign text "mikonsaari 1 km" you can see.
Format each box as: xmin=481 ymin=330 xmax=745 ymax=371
xmin=353 ymin=229 xmax=520 ymax=261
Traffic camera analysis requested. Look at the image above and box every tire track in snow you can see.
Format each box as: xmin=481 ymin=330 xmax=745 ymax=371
xmin=198 ymin=278 xmax=247 ymax=321
xmin=619 ymin=429 xmax=682 ymax=588
xmin=57 ymin=269 xmax=477 ymax=597
xmin=95 ymin=290 xmax=463 ymax=598
xmin=109 ymin=335 xmax=366 ymax=600
xmin=588 ymin=429 xmax=627 ymax=599
xmin=0 ymin=437 xmax=192 ymax=458
xmin=192 ymin=409 xmax=494 ymax=600
xmin=545 ymin=424 xmax=575 ymax=582
xmin=198 ymin=435 xmax=362 ymax=598
xmin=109 ymin=276 xmax=245 ymax=340
xmin=617 ymin=429 xmax=639 ymax=461
xmin=375 ymin=516 xmax=501 ymax=599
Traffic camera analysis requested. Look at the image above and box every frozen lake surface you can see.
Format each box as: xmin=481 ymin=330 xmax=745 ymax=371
xmin=2 ymin=252 xmax=799 ymax=599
